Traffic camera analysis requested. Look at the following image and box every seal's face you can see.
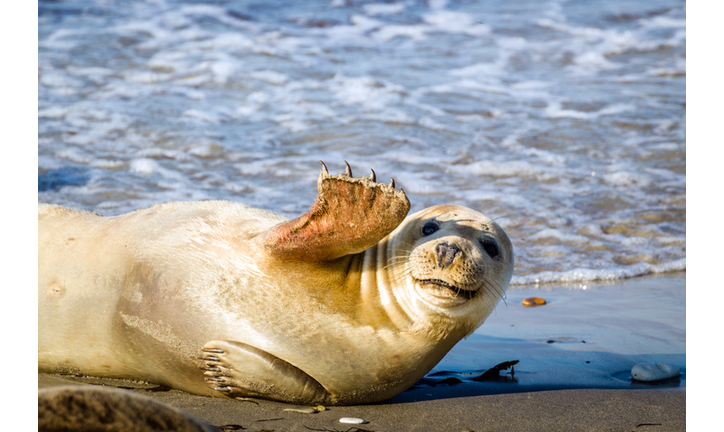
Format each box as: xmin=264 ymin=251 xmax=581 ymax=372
xmin=409 ymin=206 xmax=512 ymax=307
xmin=386 ymin=205 xmax=514 ymax=337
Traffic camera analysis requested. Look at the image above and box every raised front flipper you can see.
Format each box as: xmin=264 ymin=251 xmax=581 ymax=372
xmin=264 ymin=161 xmax=410 ymax=262
xmin=199 ymin=340 xmax=330 ymax=405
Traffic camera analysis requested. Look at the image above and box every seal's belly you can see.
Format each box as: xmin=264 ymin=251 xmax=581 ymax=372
xmin=38 ymin=208 xmax=137 ymax=375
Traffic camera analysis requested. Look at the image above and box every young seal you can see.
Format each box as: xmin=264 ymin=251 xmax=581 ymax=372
xmin=38 ymin=162 xmax=514 ymax=405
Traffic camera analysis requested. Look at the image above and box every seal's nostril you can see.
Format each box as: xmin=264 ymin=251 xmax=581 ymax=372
xmin=435 ymin=242 xmax=461 ymax=268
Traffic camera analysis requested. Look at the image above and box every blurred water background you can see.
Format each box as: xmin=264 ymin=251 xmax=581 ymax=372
xmin=38 ymin=0 xmax=686 ymax=286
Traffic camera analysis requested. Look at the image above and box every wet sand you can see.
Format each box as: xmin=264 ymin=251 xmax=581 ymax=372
xmin=38 ymin=373 xmax=684 ymax=431
xmin=37 ymin=273 xmax=687 ymax=431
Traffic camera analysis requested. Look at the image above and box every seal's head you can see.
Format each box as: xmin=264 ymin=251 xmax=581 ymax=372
xmin=385 ymin=205 xmax=514 ymax=339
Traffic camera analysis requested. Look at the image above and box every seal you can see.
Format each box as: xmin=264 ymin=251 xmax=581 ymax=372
xmin=38 ymin=162 xmax=514 ymax=405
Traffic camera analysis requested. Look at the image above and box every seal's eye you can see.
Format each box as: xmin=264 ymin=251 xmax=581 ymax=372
xmin=421 ymin=222 xmax=439 ymax=237
xmin=480 ymin=239 xmax=500 ymax=259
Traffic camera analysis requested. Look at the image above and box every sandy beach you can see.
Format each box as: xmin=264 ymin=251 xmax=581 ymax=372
xmin=39 ymin=374 xmax=685 ymax=431
xmin=38 ymin=272 xmax=686 ymax=431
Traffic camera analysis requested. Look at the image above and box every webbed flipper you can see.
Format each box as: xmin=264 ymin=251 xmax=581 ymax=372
xmin=200 ymin=340 xmax=330 ymax=404
xmin=264 ymin=161 xmax=410 ymax=262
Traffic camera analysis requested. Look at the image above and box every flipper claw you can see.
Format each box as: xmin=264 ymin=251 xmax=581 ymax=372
xmin=344 ymin=161 xmax=352 ymax=177
xmin=389 ymin=178 xmax=395 ymax=188
xmin=369 ymin=169 xmax=376 ymax=182
xmin=320 ymin=161 xmax=329 ymax=176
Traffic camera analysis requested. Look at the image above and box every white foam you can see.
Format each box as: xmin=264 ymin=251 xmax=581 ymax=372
xmin=209 ymin=58 xmax=239 ymax=85
xmin=270 ymin=114 xmax=310 ymax=133
xmin=176 ymin=4 xmax=228 ymax=18
xmin=449 ymin=62 xmax=506 ymax=80
xmin=40 ymin=28 xmax=88 ymax=50
xmin=188 ymin=143 xmax=224 ymax=159
xmin=137 ymin=148 xmax=191 ymax=162
xmin=528 ymin=229 xmax=591 ymax=244
xmin=192 ymin=33 xmax=254 ymax=51
xmin=602 ymin=171 xmax=652 ymax=188
xmin=512 ymin=259 xmax=686 ymax=286
xmin=451 ymin=160 xmax=549 ymax=180
xmin=124 ymin=71 xmax=166 ymax=84
xmin=184 ymin=109 xmax=223 ymax=123
xmin=417 ymin=117 xmax=452 ymax=132
xmin=363 ymin=2 xmax=405 ymax=16
xmin=349 ymin=14 xmax=384 ymax=31
xmin=330 ymin=75 xmax=404 ymax=111
xmin=373 ymin=24 xmax=428 ymax=42
xmin=572 ymin=51 xmax=620 ymax=71
xmin=640 ymin=16 xmax=686 ymax=30
xmin=544 ymin=101 xmax=635 ymax=119
xmin=422 ymin=10 xmax=491 ymax=36
xmin=39 ymin=73 xmax=84 ymax=90
xmin=67 ymin=67 xmax=115 ymax=83
xmin=91 ymin=159 xmax=126 ymax=169
xmin=55 ymin=148 xmax=92 ymax=164
xmin=38 ymin=156 xmax=63 ymax=171
xmin=620 ymin=237 xmax=650 ymax=248
xmin=365 ymin=109 xmax=416 ymax=125
xmin=130 ymin=158 xmax=159 ymax=175
xmin=38 ymin=106 xmax=71 ymax=119
xmin=96 ymin=82 xmax=157 ymax=99
xmin=455 ymin=114 xmax=487 ymax=123
xmin=249 ymin=70 xmax=289 ymax=86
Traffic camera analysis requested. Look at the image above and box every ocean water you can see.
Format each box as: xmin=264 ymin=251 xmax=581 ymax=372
xmin=38 ymin=0 xmax=686 ymax=286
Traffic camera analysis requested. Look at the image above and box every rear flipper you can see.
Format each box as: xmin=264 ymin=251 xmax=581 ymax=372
xmin=199 ymin=340 xmax=330 ymax=405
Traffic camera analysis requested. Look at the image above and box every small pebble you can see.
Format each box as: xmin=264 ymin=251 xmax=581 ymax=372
xmin=522 ymin=297 xmax=546 ymax=308
xmin=631 ymin=362 xmax=680 ymax=382
xmin=283 ymin=407 xmax=317 ymax=414
xmin=340 ymin=417 xmax=368 ymax=424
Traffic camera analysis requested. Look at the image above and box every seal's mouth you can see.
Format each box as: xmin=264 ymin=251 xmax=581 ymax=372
xmin=418 ymin=279 xmax=477 ymax=300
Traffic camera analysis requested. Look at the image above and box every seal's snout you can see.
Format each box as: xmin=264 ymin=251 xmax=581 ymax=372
xmin=435 ymin=241 xmax=461 ymax=268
